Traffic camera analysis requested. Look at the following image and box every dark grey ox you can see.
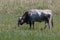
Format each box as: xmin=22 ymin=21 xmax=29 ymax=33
xmin=18 ymin=9 xmax=53 ymax=29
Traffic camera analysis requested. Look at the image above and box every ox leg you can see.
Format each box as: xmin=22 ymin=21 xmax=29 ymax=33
xmin=29 ymin=21 xmax=34 ymax=29
xmin=44 ymin=18 xmax=52 ymax=29
xmin=29 ymin=22 xmax=32 ymax=29
xmin=44 ymin=20 xmax=50 ymax=29
xmin=46 ymin=19 xmax=52 ymax=29
xmin=47 ymin=21 xmax=51 ymax=29
xmin=44 ymin=23 xmax=47 ymax=29
xmin=32 ymin=22 xmax=34 ymax=29
xmin=49 ymin=18 xmax=52 ymax=29
xmin=44 ymin=21 xmax=48 ymax=29
xmin=49 ymin=15 xmax=53 ymax=30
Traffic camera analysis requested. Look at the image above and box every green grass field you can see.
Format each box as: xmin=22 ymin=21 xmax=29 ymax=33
xmin=0 ymin=0 xmax=60 ymax=40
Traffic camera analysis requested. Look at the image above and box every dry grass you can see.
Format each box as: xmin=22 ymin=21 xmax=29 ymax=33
xmin=0 ymin=0 xmax=60 ymax=14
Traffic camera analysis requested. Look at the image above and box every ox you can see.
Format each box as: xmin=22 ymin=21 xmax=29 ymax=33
xmin=18 ymin=9 xmax=53 ymax=29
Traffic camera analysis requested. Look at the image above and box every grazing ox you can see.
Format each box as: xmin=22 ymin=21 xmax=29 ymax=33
xmin=18 ymin=9 xmax=53 ymax=29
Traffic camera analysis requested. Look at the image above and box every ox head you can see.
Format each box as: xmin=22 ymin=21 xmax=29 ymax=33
xmin=18 ymin=17 xmax=24 ymax=27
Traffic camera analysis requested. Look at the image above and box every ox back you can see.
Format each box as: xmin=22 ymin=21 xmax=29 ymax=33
xmin=24 ymin=10 xmax=51 ymax=22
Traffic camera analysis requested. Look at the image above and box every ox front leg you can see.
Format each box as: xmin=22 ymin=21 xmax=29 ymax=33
xmin=29 ymin=22 xmax=32 ymax=30
xmin=29 ymin=21 xmax=34 ymax=30
xmin=32 ymin=22 xmax=34 ymax=29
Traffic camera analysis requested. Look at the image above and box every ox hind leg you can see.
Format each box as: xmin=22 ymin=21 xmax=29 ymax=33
xmin=48 ymin=17 xmax=53 ymax=29
xmin=44 ymin=17 xmax=51 ymax=29
xmin=44 ymin=16 xmax=53 ymax=29
xmin=44 ymin=17 xmax=53 ymax=30
xmin=44 ymin=20 xmax=49 ymax=29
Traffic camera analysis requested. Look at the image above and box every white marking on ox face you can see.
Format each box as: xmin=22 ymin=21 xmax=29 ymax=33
xmin=18 ymin=17 xmax=24 ymax=25
xmin=19 ymin=17 xmax=22 ymax=19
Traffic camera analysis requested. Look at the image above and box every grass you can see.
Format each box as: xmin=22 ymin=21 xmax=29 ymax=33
xmin=0 ymin=10 xmax=60 ymax=40
xmin=0 ymin=0 xmax=60 ymax=40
